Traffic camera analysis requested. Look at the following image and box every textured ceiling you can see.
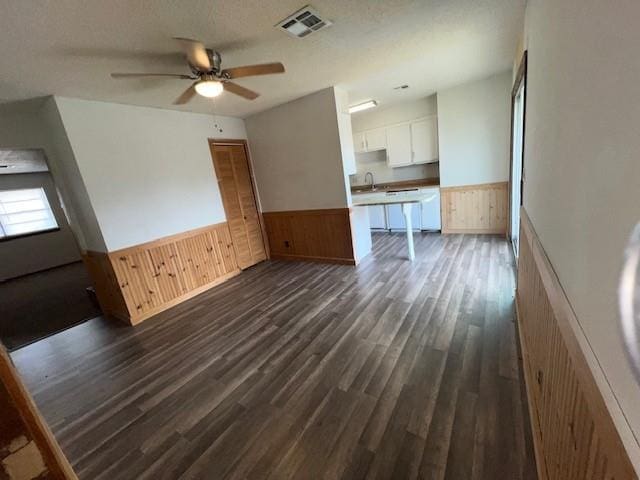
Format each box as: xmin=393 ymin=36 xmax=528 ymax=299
xmin=0 ymin=0 xmax=525 ymax=118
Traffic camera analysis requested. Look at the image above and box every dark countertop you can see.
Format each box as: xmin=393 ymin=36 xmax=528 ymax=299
xmin=351 ymin=177 xmax=440 ymax=194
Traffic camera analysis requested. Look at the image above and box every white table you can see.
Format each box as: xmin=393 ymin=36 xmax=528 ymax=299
xmin=352 ymin=191 xmax=437 ymax=261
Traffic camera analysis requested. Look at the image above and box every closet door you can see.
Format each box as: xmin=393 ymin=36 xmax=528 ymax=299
xmin=210 ymin=142 xmax=266 ymax=269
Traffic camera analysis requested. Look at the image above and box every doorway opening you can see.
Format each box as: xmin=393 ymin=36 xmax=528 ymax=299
xmin=0 ymin=149 xmax=102 ymax=350
xmin=510 ymin=52 xmax=527 ymax=257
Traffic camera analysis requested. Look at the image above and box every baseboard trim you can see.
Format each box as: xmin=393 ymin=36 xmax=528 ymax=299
xmin=441 ymin=228 xmax=506 ymax=235
xmin=270 ymin=253 xmax=356 ymax=266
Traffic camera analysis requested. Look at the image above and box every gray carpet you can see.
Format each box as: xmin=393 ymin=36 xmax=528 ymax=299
xmin=0 ymin=261 xmax=102 ymax=350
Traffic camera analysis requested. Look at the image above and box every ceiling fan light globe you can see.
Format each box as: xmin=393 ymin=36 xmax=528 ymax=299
xmin=195 ymin=80 xmax=224 ymax=98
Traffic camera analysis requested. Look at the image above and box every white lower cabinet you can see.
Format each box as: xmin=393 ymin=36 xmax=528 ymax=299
xmin=386 ymin=204 xmax=421 ymax=231
xmin=365 ymin=187 xmax=441 ymax=232
xmin=368 ymin=205 xmax=387 ymax=229
xmin=420 ymin=187 xmax=441 ymax=230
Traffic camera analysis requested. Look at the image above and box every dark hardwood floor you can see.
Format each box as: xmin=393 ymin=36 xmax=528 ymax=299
xmin=11 ymin=232 xmax=537 ymax=480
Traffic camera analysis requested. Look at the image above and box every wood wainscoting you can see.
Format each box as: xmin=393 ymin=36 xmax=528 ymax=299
xmin=440 ymin=181 xmax=508 ymax=234
xmin=83 ymin=223 xmax=240 ymax=325
xmin=516 ymin=209 xmax=636 ymax=479
xmin=262 ymin=208 xmax=355 ymax=265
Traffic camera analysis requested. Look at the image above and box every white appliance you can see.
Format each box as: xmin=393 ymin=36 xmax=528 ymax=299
xmin=420 ymin=187 xmax=441 ymax=231
xmin=386 ymin=203 xmax=421 ymax=231
xmin=368 ymin=205 xmax=387 ymax=229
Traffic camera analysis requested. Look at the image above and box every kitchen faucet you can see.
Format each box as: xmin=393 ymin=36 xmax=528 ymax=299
xmin=364 ymin=172 xmax=375 ymax=191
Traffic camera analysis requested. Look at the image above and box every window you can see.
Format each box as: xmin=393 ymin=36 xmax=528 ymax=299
xmin=0 ymin=188 xmax=58 ymax=239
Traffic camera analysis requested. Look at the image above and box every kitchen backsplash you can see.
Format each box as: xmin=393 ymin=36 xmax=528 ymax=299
xmin=350 ymin=150 xmax=439 ymax=185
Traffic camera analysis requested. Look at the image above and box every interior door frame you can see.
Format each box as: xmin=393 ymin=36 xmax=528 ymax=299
xmin=208 ymin=138 xmax=270 ymax=260
xmin=507 ymin=51 xmax=528 ymax=243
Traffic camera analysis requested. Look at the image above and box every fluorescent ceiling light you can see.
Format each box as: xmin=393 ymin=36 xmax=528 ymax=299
xmin=195 ymin=80 xmax=224 ymax=98
xmin=349 ymin=100 xmax=378 ymax=114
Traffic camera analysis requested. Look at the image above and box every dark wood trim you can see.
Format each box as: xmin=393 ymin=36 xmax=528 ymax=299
xmin=208 ymin=138 xmax=270 ymax=259
xmin=269 ymin=253 xmax=356 ymax=265
xmin=262 ymin=207 xmax=351 ymax=217
xmin=1 ymin=344 xmax=78 ymax=479
xmin=508 ymin=50 xmax=528 ymax=240
xmin=262 ymin=208 xmax=355 ymax=265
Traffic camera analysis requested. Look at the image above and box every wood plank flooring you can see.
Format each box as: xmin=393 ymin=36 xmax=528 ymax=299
xmin=11 ymin=232 xmax=537 ymax=480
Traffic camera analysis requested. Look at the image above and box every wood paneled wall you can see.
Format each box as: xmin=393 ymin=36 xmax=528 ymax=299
xmin=440 ymin=181 xmax=508 ymax=234
xmin=263 ymin=208 xmax=355 ymax=265
xmin=84 ymin=223 xmax=239 ymax=325
xmin=516 ymin=209 xmax=636 ymax=479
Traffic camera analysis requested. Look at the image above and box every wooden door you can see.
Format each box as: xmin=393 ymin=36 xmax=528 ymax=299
xmin=210 ymin=142 xmax=266 ymax=269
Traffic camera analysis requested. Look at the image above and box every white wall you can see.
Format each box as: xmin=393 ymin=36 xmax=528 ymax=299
xmin=437 ymin=72 xmax=511 ymax=187
xmin=245 ymin=87 xmax=350 ymax=212
xmin=350 ymin=96 xmax=439 ymax=186
xmin=522 ymin=0 xmax=640 ymax=464
xmin=351 ymin=96 xmax=438 ymax=132
xmin=54 ymin=97 xmax=247 ymax=251
xmin=0 ymin=98 xmax=104 ymax=252
xmin=0 ymin=172 xmax=80 ymax=281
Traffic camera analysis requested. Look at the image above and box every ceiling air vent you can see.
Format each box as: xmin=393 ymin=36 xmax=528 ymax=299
xmin=277 ymin=6 xmax=332 ymax=38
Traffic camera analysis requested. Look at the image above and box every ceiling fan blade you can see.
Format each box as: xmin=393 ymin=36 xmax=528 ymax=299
xmin=173 ymin=37 xmax=211 ymax=71
xmin=223 ymin=82 xmax=260 ymax=100
xmin=221 ymin=63 xmax=285 ymax=79
xmin=173 ymin=83 xmax=198 ymax=104
xmin=111 ymin=73 xmax=194 ymax=79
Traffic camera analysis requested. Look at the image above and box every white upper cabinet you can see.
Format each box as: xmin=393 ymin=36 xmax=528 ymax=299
xmin=411 ymin=116 xmax=438 ymax=164
xmin=353 ymin=115 xmax=439 ymax=168
xmin=365 ymin=127 xmax=387 ymax=151
xmin=353 ymin=128 xmax=386 ymax=153
xmin=337 ymin=111 xmax=357 ymax=174
xmin=386 ymin=124 xmax=413 ymax=167
xmin=353 ymin=132 xmax=367 ymax=153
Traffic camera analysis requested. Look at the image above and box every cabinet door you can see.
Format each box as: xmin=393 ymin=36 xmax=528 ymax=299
xmin=368 ymin=205 xmax=386 ymax=229
xmin=365 ymin=127 xmax=387 ymax=151
xmin=386 ymin=124 xmax=412 ymax=167
xmin=353 ymin=132 xmax=367 ymax=153
xmin=420 ymin=188 xmax=441 ymax=230
xmin=386 ymin=203 xmax=421 ymax=230
xmin=386 ymin=204 xmax=404 ymax=229
xmin=338 ymin=112 xmax=356 ymax=174
xmin=411 ymin=116 xmax=438 ymax=164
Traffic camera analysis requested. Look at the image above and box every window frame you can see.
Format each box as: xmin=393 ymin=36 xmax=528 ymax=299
xmin=0 ymin=187 xmax=60 ymax=242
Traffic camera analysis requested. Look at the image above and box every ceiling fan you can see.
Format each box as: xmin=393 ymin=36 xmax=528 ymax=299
xmin=110 ymin=38 xmax=285 ymax=104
